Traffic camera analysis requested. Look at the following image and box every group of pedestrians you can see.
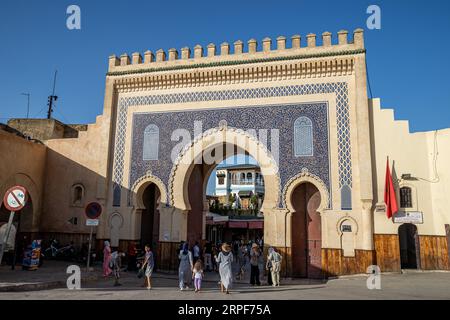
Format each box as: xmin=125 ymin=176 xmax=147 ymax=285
xmin=177 ymin=241 xmax=233 ymax=293
xmin=101 ymin=238 xmax=283 ymax=292
xmin=102 ymin=240 xmax=154 ymax=288
xmin=177 ymin=239 xmax=283 ymax=293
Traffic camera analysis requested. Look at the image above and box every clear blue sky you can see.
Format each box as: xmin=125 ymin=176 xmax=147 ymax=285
xmin=1 ymin=0 xmax=449 ymax=132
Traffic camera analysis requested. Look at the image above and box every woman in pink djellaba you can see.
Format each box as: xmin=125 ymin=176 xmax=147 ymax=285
xmin=103 ymin=240 xmax=112 ymax=277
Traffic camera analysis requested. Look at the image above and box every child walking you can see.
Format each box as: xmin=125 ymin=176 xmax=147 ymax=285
xmin=192 ymin=260 xmax=204 ymax=293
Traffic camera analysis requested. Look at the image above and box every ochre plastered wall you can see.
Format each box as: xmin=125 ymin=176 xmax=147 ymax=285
xmin=0 ymin=130 xmax=47 ymax=232
xmin=370 ymin=98 xmax=450 ymax=236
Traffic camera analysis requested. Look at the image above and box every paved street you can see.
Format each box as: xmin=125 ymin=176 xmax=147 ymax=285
xmin=1 ymin=269 xmax=450 ymax=300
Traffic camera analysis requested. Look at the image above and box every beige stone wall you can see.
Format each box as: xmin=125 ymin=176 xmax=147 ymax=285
xmin=0 ymin=129 xmax=47 ymax=232
xmin=41 ymin=114 xmax=110 ymax=234
xmin=7 ymin=119 xmax=80 ymax=141
xmin=370 ymin=98 xmax=450 ymax=236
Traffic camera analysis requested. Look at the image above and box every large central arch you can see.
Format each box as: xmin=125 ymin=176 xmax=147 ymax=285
xmin=169 ymin=125 xmax=281 ymax=213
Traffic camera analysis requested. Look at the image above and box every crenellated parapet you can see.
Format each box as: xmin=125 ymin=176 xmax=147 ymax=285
xmin=108 ymin=29 xmax=365 ymax=75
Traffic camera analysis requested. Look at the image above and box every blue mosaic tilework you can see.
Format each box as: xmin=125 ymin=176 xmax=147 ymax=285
xmin=129 ymin=103 xmax=330 ymax=208
xmin=111 ymin=83 xmax=352 ymax=208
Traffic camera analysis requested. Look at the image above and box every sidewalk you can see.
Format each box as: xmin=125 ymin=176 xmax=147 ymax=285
xmin=150 ymin=270 xmax=326 ymax=286
xmin=0 ymin=260 xmax=103 ymax=292
xmin=0 ymin=259 xmax=325 ymax=292
xmin=148 ymin=260 xmax=327 ymax=286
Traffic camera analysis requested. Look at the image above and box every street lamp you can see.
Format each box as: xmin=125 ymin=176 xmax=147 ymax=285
xmin=21 ymin=93 xmax=30 ymax=118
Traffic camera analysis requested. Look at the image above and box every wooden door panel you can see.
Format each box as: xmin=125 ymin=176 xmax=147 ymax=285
xmin=291 ymin=183 xmax=322 ymax=278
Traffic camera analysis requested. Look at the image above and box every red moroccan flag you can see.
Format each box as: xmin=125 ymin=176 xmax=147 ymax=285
xmin=384 ymin=157 xmax=398 ymax=219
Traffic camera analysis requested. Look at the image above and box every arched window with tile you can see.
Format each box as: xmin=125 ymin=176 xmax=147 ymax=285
xmin=143 ymin=124 xmax=159 ymax=160
xmin=294 ymin=116 xmax=313 ymax=157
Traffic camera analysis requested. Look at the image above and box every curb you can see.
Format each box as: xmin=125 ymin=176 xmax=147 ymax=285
xmin=401 ymin=269 xmax=450 ymax=274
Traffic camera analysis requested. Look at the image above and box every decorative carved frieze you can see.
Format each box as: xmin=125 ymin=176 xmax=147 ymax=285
xmin=112 ymin=56 xmax=355 ymax=92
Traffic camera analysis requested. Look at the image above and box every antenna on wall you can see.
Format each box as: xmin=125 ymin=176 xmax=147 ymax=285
xmin=47 ymin=70 xmax=58 ymax=119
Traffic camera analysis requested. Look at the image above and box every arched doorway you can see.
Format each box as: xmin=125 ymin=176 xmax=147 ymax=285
xmin=170 ymin=128 xmax=281 ymax=214
xmin=170 ymin=128 xmax=281 ymax=250
xmin=290 ymin=182 xmax=322 ymax=278
xmin=398 ymin=223 xmax=420 ymax=269
xmin=140 ymin=183 xmax=161 ymax=252
xmin=184 ymin=145 xmax=270 ymax=247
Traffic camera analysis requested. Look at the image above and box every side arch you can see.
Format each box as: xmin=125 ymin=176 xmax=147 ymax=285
xmin=131 ymin=171 xmax=168 ymax=210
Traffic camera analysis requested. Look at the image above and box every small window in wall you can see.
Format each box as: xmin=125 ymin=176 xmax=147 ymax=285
xmin=143 ymin=124 xmax=159 ymax=160
xmin=294 ymin=116 xmax=313 ymax=157
xmin=400 ymin=187 xmax=413 ymax=208
xmin=247 ymin=173 xmax=252 ymax=181
xmin=71 ymin=184 xmax=84 ymax=207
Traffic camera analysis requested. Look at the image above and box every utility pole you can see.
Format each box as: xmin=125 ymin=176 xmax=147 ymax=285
xmin=47 ymin=70 xmax=58 ymax=119
xmin=21 ymin=93 xmax=30 ymax=118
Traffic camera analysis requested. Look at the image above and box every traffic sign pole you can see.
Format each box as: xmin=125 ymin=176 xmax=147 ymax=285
xmin=0 ymin=211 xmax=16 ymax=265
xmin=86 ymin=226 xmax=94 ymax=272
xmin=11 ymin=215 xmax=21 ymax=270
xmin=84 ymin=202 xmax=102 ymax=272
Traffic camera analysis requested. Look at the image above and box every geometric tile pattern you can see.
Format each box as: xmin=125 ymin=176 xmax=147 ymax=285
xmin=130 ymin=102 xmax=330 ymax=209
xmin=294 ymin=116 xmax=314 ymax=157
xmin=112 ymin=82 xmax=352 ymax=208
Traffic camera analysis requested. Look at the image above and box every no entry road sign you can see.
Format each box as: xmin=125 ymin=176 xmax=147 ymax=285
xmin=0 ymin=185 xmax=28 ymax=265
xmin=3 ymin=186 xmax=27 ymax=212
xmin=85 ymin=202 xmax=102 ymax=220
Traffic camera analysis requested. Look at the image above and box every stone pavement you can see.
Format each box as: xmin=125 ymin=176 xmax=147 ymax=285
xmin=0 ymin=258 xmax=323 ymax=292
xmin=2 ymin=271 xmax=450 ymax=300
xmin=0 ymin=260 xmax=101 ymax=292
xmin=2 ymin=260 xmax=450 ymax=300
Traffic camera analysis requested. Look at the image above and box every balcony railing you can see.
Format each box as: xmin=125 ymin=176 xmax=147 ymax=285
xmin=230 ymin=179 xmax=264 ymax=186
